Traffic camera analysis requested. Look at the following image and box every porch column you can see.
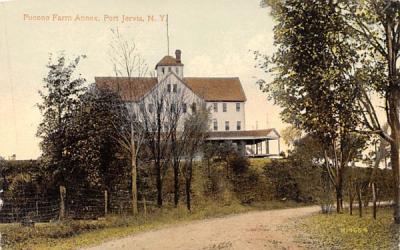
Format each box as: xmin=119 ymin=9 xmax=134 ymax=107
xmin=278 ymin=138 xmax=281 ymax=155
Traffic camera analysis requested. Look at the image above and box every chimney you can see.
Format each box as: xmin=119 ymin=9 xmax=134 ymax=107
xmin=175 ymin=49 xmax=181 ymax=63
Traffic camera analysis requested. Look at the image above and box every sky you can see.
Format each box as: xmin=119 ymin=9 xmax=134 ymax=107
xmin=0 ymin=0 xmax=285 ymax=160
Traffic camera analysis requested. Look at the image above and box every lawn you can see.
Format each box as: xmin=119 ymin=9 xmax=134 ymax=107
xmin=295 ymin=206 xmax=399 ymax=250
xmin=0 ymin=200 xmax=305 ymax=250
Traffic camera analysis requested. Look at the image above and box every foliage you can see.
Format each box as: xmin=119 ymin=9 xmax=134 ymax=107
xmin=258 ymin=0 xmax=368 ymax=213
xmin=281 ymin=125 xmax=302 ymax=149
xmin=37 ymin=53 xmax=86 ymax=187
xmin=264 ymin=159 xmax=324 ymax=203
xmin=229 ymin=155 xmax=272 ymax=204
xmin=66 ymin=85 xmax=129 ymax=190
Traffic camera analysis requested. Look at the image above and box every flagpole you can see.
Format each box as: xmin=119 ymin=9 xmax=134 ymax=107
xmin=166 ymin=14 xmax=170 ymax=55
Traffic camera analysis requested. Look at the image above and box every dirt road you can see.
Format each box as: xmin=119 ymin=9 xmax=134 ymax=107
xmin=85 ymin=206 xmax=319 ymax=250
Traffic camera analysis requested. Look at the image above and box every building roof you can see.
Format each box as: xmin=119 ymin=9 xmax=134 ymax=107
xmin=156 ymin=55 xmax=183 ymax=67
xmin=95 ymin=76 xmax=247 ymax=102
xmin=184 ymin=77 xmax=246 ymax=102
xmin=95 ymin=77 xmax=158 ymax=102
xmin=207 ymin=129 xmax=280 ymax=140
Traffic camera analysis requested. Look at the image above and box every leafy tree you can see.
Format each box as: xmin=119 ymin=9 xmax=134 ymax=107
xmin=281 ymin=125 xmax=302 ymax=150
xmin=37 ymin=53 xmax=86 ymax=187
xmin=258 ymin=0 xmax=365 ymax=213
xmin=66 ymin=85 xmax=129 ymax=190
xmin=341 ymin=0 xmax=400 ymax=223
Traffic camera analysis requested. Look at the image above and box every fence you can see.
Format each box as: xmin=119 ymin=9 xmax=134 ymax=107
xmin=0 ymin=186 xmax=154 ymax=223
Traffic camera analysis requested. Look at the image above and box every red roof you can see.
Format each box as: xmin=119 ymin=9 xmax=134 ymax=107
xmin=156 ymin=55 xmax=183 ymax=68
xmin=95 ymin=76 xmax=247 ymax=102
xmin=95 ymin=77 xmax=157 ymax=102
xmin=184 ymin=77 xmax=246 ymax=102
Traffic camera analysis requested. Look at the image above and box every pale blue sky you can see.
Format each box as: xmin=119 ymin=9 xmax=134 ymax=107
xmin=0 ymin=0 xmax=283 ymax=159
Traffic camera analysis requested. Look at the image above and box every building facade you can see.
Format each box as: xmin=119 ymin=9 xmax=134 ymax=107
xmin=96 ymin=50 xmax=280 ymax=157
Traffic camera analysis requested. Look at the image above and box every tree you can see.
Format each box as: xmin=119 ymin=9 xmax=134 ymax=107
xmin=37 ymin=53 xmax=86 ymax=187
xmin=342 ymin=0 xmax=400 ymax=223
xmin=167 ymin=89 xmax=190 ymax=207
xmin=137 ymin=84 xmax=186 ymax=207
xmin=182 ymin=106 xmax=209 ymax=211
xmin=258 ymin=0 xmax=365 ymax=213
xmin=108 ymin=28 xmax=149 ymax=215
xmin=281 ymin=125 xmax=302 ymax=150
xmin=66 ymin=85 xmax=129 ymax=190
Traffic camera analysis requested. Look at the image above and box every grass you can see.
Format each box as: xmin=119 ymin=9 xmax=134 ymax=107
xmin=0 ymin=200 xmax=306 ymax=250
xmin=248 ymin=158 xmax=272 ymax=172
xmin=295 ymin=206 xmax=399 ymax=250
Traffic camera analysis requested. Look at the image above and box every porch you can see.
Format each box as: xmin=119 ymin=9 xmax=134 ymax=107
xmin=206 ymin=129 xmax=281 ymax=157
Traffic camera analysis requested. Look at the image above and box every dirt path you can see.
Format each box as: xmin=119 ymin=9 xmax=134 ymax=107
xmin=85 ymin=206 xmax=319 ymax=250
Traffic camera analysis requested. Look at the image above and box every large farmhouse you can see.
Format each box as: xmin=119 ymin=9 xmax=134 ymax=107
xmin=95 ymin=50 xmax=280 ymax=157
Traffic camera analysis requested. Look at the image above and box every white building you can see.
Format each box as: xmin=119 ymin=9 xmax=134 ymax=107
xmin=96 ymin=50 xmax=280 ymax=157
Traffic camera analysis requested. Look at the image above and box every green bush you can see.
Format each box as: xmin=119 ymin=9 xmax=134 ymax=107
xmin=263 ymin=159 xmax=324 ymax=203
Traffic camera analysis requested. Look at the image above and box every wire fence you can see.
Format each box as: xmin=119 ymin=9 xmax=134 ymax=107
xmin=0 ymin=186 xmax=156 ymax=223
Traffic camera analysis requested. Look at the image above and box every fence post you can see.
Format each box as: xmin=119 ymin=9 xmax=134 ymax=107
xmin=104 ymin=190 xmax=108 ymax=216
xmin=143 ymin=196 xmax=147 ymax=220
xmin=59 ymin=186 xmax=66 ymax=220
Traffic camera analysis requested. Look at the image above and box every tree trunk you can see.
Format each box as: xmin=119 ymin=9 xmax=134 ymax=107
xmin=385 ymin=17 xmax=400 ymax=224
xmin=357 ymin=184 xmax=362 ymax=218
xmin=336 ymin=168 xmax=344 ymax=213
xmin=173 ymin=162 xmax=179 ymax=207
xmin=131 ymin=149 xmax=138 ymax=215
xmin=372 ymin=182 xmax=377 ymax=219
xmin=349 ymin=187 xmax=353 ymax=215
xmin=156 ymin=162 xmax=163 ymax=207
xmin=185 ymin=160 xmax=193 ymax=211
xmin=390 ymin=138 xmax=400 ymax=223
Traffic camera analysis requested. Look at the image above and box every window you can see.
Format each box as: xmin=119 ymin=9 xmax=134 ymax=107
xmin=213 ymin=103 xmax=218 ymax=112
xmin=223 ymin=103 xmax=227 ymax=112
xmin=171 ymin=104 xmax=176 ymax=113
xmin=182 ymin=103 xmax=187 ymax=113
xmin=176 ymin=67 xmax=179 ymax=74
xmin=191 ymin=103 xmax=197 ymax=113
xmin=213 ymin=120 xmax=218 ymax=131
xmin=236 ymin=103 xmax=240 ymax=112
xmin=148 ymin=104 xmax=154 ymax=113
xmin=168 ymin=67 xmax=171 ymax=72
xmin=173 ymin=84 xmax=177 ymax=93
xmin=225 ymin=121 xmax=230 ymax=131
xmin=139 ymin=103 xmax=145 ymax=113
xmin=237 ymin=121 xmax=241 ymax=131
xmin=162 ymin=67 xmax=165 ymax=74
xmin=167 ymin=84 xmax=171 ymax=92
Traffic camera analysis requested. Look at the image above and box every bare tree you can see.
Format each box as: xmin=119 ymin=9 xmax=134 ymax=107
xmin=138 ymin=81 xmax=191 ymax=207
xmin=182 ymin=106 xmax=210 ymax=211
xmin=166 ymin=88 xmax=190 ymax=207
xmin=108 ymin=28 xmax=150 ymax=215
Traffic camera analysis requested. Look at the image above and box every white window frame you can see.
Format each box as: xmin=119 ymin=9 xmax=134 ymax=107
xmin=225 ymin=121 xmax=229 ymax=131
